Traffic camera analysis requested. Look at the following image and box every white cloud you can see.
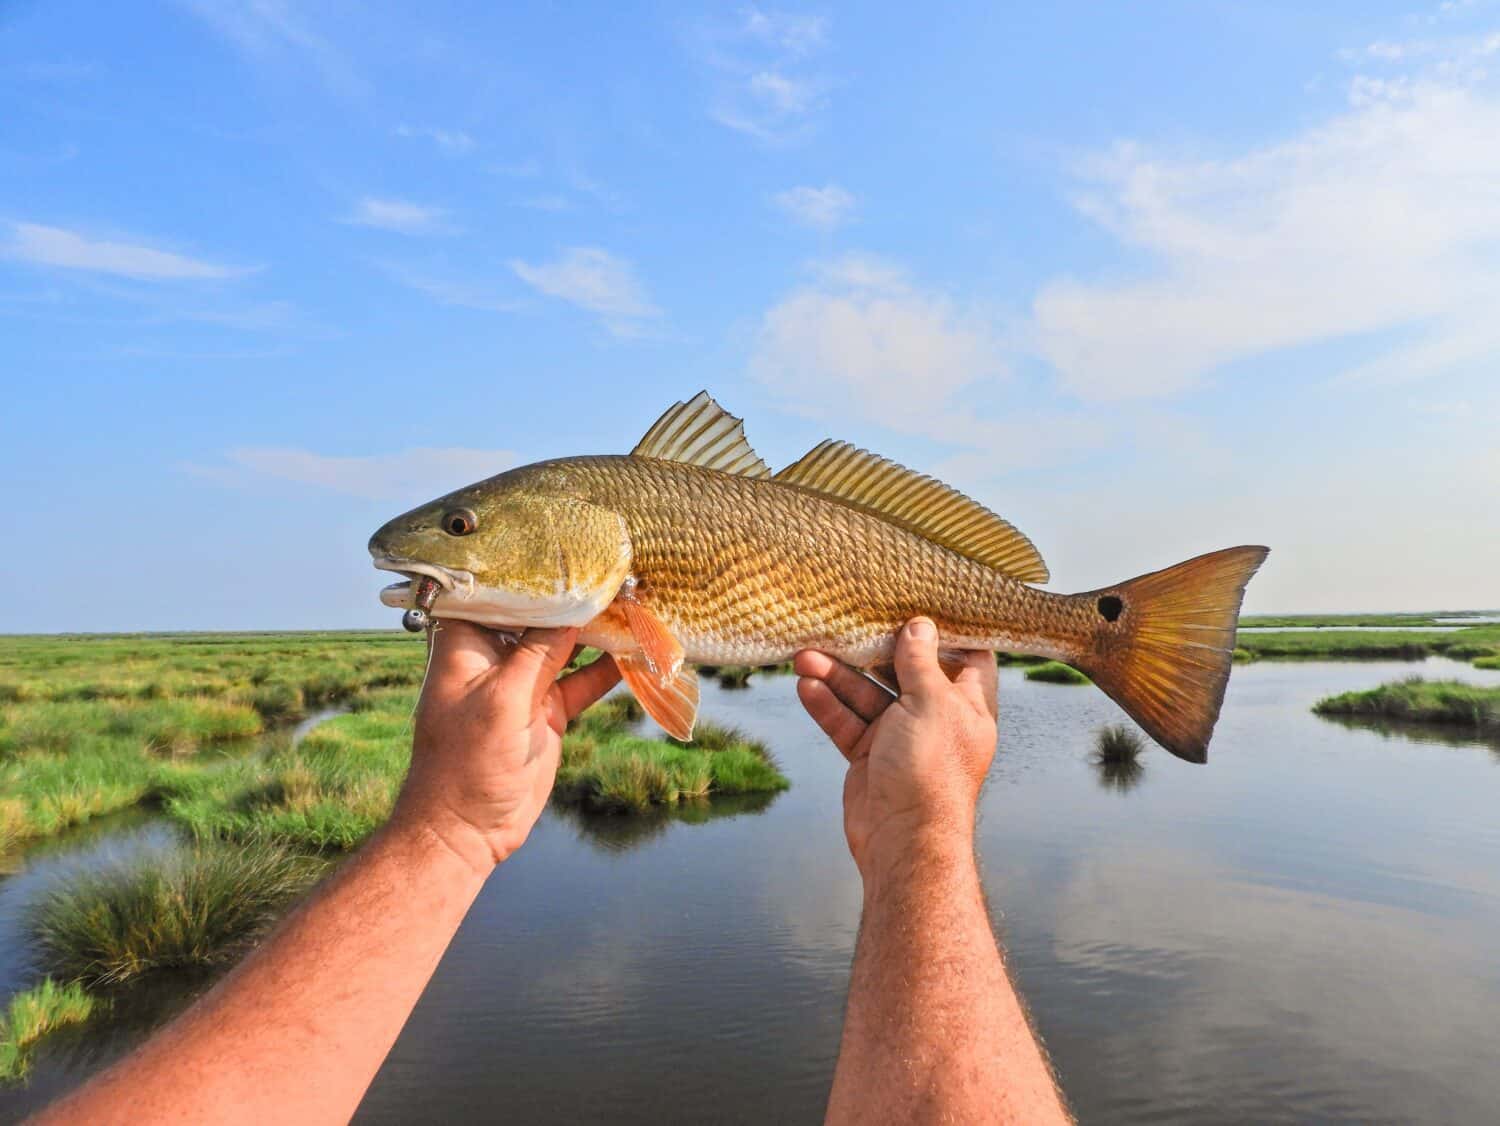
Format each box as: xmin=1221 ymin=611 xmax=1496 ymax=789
xmin=510 ymin=247 xmax=659 ymax=334
xmin=696 ymin=9 xmax=830 ymax=142
xmin=773 ymin=183 xmax=856 ymax=230
xmin=394 ymin=124 xmax=475 ymax=154
xmin=222 ymin=446 xmax=516 ymax=502
xmin=4 ymin=222 xmax=245 ymax=281
xmin=1029 ymin=77 xmax=1500 ymax=399
xmin=751 ymin=255 xmax=1107 ymax=469
xmin=343 ymin=197 xmax=451 ymax=235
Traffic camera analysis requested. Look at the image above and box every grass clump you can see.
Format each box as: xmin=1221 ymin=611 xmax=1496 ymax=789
xmin=557 ymin=708 xmax=787 ymax=815
xmin=714 ymin=666 xmax=754 ymax=689
xmin=1024 ymin=662 xmax=1090 ymax=685
xmin=1312 ymin=678 xmax=1500 ymax=732
xmin=1094 ymin=724 xmax=1145 ymax=764
xmin=0 ymin=978 xmax=98 ymax=1083
xmin=27 ymin=840 xmax=326 ymax=988
xmin=1473 ymin=655 xmax=1500 ymax=670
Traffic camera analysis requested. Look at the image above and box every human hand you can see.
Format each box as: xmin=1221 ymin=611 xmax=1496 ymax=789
xmin=794 ymin=619 xmax=998 ymax=884
xmin=392 ymin=620 xmax=620 ymax=874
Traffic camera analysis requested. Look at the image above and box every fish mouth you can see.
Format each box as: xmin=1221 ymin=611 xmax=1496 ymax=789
xmin=372 ymin=556 xmax=475 ymax=608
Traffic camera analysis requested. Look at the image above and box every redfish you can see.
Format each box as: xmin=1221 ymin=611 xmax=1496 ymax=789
xmin=370 ymin=393 xmax=1267 ymax=762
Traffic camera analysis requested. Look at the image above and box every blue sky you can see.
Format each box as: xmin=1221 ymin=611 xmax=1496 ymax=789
xmin=3 ymin=1 xmax=1497 ymax=631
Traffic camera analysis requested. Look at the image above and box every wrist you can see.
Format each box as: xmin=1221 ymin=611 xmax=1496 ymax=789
xmin=385 ymin=802 xmax=499 ymax=883
xmin=858 ymin=818 xmax=976 ymax=899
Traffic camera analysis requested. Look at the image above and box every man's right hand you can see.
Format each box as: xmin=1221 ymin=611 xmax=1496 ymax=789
xmin=793 ymin=618 xmax=998 ymax=883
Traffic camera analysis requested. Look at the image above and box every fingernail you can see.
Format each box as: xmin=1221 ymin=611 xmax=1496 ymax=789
xmin=907 ymin=619 xmax=935 ymax=641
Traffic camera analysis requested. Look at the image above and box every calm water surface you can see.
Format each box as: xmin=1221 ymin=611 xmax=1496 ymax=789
xmin=3 ymin=658 xmax=1499 ymax=1124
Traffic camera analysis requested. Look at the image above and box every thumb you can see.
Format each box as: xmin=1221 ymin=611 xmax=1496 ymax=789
xmin=425 ymin=619 xmax=509 ymax=699
xmin=893 ymin=618 xmax=948 ymax=705
xmin=500 ymin=626 xmax=581 ymax=706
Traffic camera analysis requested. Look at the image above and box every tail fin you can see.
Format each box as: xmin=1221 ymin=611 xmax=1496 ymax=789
xmin=1074 ymin=546 xmax=1268 ymax=764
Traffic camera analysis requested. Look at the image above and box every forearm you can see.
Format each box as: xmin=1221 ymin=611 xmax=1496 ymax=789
xmin=827 ymin=833 xmax=1068 ymax=1125
xmin=36 ymin=817 xmax=489 ymax=1125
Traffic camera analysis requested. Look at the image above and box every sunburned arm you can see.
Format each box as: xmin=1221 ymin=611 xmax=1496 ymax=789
xmin=796 ymin=620 xmax=1070 ymax=1125
xmin=834 ymin=833 xmax=1068 ymax=1123
xmin=34 ymin=622 xmax=619 ymax=1126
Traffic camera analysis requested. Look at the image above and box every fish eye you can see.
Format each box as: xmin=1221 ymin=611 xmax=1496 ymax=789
xmin=442 ymin=508 xmax=478 ymax=537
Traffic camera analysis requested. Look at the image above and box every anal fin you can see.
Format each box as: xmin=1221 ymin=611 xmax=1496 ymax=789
xmin=618 ymin=657 xmax=700 ymax=741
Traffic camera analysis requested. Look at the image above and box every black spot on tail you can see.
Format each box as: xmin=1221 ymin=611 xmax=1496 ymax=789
xmin=1097 ymin=595 xmax=1123 ymax=622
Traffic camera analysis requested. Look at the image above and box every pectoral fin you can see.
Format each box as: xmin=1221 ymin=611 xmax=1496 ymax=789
xmin=617 ymin=596 xmax=684 ymax=687
xmin=618 ymin=657 xmax=700 ymax=742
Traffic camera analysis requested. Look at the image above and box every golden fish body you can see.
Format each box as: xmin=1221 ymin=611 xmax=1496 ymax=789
xmin=526 ymin=455 xmax=1071 ymax=668
xmin=370 ymin=393 xmax=1267 ymax=762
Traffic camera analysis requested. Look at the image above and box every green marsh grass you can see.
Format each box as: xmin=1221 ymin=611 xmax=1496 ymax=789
xmin=1024 ymin=662 xmax=1090 ymax=685
xmin=556 ymin=704 xmax=787 ymax=814
xmin=27 ymin=840 xmax=327 ymax=988
xmin=1313 ymin=678 xmax=1500 ymax=732
xmin=0 ymin=978 xmax=98 ymax=1083
xmin=1235 ymin=624 xmax=1500 ymax=662
xmin=0 ymin=633 xmax=799 ymax=860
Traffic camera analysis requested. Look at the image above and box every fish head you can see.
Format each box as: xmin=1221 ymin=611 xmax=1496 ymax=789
xmin=369 ymin=467 xmax=632 ymax=630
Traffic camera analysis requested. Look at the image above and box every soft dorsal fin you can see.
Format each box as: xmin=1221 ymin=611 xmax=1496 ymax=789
xmin=774 ymin=440 xmax=1049 ymax=583
xmin=631 ymin=391 xmax=771 ymax=478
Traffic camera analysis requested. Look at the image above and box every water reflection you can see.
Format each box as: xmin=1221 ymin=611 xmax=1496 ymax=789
xmin=1091 ymin=754 xmax=1146 ymax=793
xmin=1314 ymin=712 xmax=1500 ymax=758
xmin=550 ymin=791 xmax=782 ymax=854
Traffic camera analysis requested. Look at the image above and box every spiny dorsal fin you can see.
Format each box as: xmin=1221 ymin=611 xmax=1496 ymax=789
xmin=774 ymin=440 xmax=1049 ymax=583
xmin=631 ymin=391 xmax=771 ymax=478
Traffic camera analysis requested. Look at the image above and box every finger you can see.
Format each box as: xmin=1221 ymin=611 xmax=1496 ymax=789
xmin=892 ymin=618 xmax=948 ymax=705
xmin=424 ymin=619 xmax=510 ymax=696
xmin=793 ymin=650 xmax=893 ymax=722
xmin=556 ymin=653 xmax=622 ymax=721
xmin=797 ymin=677 xmax=869 ymax=761
xmin=953 ymin=649 xmax=999 ymax=719
xmin=499 ymin=627 xmax=581 ymax=706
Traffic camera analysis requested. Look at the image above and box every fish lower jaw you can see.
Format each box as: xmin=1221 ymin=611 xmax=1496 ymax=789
xmin=372 ymin=557 xmax=475 ymax=599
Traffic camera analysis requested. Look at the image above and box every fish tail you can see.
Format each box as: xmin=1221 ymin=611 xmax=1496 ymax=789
xmin=1072 ymin=546 xmax=1269 ymax=763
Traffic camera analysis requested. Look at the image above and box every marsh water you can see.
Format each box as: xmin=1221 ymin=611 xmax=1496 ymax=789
xmin=3 ymin=657 xmax=1500 ymax=1123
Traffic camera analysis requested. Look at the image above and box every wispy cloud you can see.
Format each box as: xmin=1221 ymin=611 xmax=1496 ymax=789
xmin=773 ymin=183 xmax=856 ymax=230
xmin=1027 ymin=31 xmax=1500 ymax=400
xmin=205 ymin=446 xmax=517 ymax=502
xmin=378 ymin=262 xmax=527 ymax=314
xmin=343 ymin=197 xmax=451 ymax=236
xmin=499 ymin=166 xmax=626 ymax=214
xmin=510 ymin=247 xmax=660 ymax=336
xmin=740 ymin=7 xmax=828 ymax=55
xmin=694 ymin=8 xmax=832 ymax=143
xmin=751 ymin=254 xmax=1107 ymax=469
xmin=4 ymin=222 xmax=247 ymax=281
xmin=394 ymin=124 xmax=475 ymax=154
xmin=176 ymin=0 xmax=363 ymax=96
